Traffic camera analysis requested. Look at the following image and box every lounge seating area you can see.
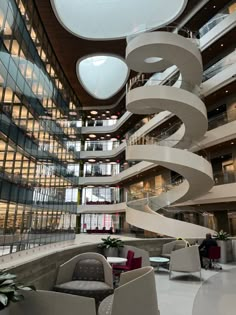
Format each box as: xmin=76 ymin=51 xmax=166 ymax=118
xmin=5 ymin=237 xmax=231 ymax=315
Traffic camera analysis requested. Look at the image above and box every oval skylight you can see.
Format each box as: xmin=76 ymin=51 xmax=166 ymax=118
xmin=76 ymin=55 xmax=129 ymax=100
xmin=51 ymin=0 xmax=188 ymax=40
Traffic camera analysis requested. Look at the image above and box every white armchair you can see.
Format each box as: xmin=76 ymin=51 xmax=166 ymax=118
xmin=9 ymin=290 xmax=96 ymax=315
xmin=98 ymin=266 xmax=160 ymax=315
xmin=162 ymin=240 xmax=188 ymax=258
xmin=169 ymin=246 xmax=201 ymax=280
xmin=54 ymin=252 xmax=113 ymax=304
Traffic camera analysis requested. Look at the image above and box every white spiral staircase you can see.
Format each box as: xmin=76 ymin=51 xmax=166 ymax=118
xmin=125 ymin=31 xmax=216 ymax=238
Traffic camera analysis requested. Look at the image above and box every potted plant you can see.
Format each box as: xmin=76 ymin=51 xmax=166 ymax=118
xmin=0 ymin=269 xmax=35 ymax=314
xmin=98 ymin=236 xmax=124 ymax=257
xmin=214 ymin=230 xmax=232 ymax=263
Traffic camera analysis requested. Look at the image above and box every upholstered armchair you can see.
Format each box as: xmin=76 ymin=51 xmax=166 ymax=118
xmin=161 ymin=240 xmax=188 ymax=258
xmin=98 ymin=266 xmax=160 ymax=315
xmin=9 ymin=290 xmax=96 ymax=315
xmin=54 ymin=252 xmax=114 ymax=304
xmin=169 ymin=246 xmax=201 ymax=280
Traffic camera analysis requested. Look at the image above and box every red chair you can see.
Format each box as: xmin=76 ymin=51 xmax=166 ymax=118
xmin=131 ymin=257 xmax=142 ymax=270
xmin=207 ymin=246 xmax=222 ymax=270
xmin=112 ymin=250 xmax=134 ymax=272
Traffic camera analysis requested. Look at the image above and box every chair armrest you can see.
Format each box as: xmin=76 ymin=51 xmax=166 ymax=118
xmin=9 ymin=290 xmax=96 ymax=315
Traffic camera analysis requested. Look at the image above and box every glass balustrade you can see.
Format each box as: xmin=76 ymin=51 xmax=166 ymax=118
xmin=203 ymin=49 xmax=236 ymax=82
xmin=83 ymin=140 xmax=120 ymax=151
xmin=198 ymin=0 xmax=236 ymax=38
xmin=82 ymin=187 xmax=120 ymax=205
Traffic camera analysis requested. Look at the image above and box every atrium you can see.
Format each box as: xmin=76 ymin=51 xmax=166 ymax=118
xmin=0 ymin=0 xmax=236 ymax=314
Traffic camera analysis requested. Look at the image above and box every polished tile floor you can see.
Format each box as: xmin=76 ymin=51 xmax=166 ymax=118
xmin=155 ymin=264 xmax=236 ymax=315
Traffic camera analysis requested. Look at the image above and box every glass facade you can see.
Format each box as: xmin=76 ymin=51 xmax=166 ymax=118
xmin=0 ymin=0 xmax=81 ymax=255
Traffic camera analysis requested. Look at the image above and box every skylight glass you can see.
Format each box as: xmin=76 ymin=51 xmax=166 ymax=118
xmin=51 ymin=0 xmax=188 ymax=40
xmin=76 ymin=55 xmax=129 ymax=100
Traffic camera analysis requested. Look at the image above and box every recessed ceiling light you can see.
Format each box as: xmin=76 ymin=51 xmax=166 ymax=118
xmin=111 ymin=115 xmax=118 ymax=119
xmin=102 ymin=114 xmax=106 ymax=116
xmin=111 ymin=138 xmax=117 ymax=141
xmin=110 ymin=162 xmax=116 ymax=164
xmin=231 ymin=142 xmax=234 ymax=145
xmin=69 ymin=135 xmax=76 ymax=138
xmin=89 ymin=134 xmax=96 ymax=138
xmin=105 ymin=159 xmax=110 ymax=162
xmin=106 ymin=134 xmax=111 ymax=137
xmin=100 ymin=136 xmax=105 ymax=139
xmin=87 ymin=115 xmax=91 ymax=118
xmin=213 ymin=5 xmax=216 ymax=8
xmin=86 ymin=138 xmax=90 ymax=140
xmin=106 ymin=110 xmax=110 ymax=113
xmin=225 ymin=90 xmax=229 ymax=93
xmin=106 ymin=117 xmax=110 ymax=120
xmin=216 ymin=108 xmax=219 ymax=111
xmin=87 ymin=185 xmax=94 ymax=188
xmin=88 ymin=159 xmax=96 ymax=162
xmin=220 ymin=43 xmax=224 ymax=47
xmin=69 ymin=111 xmax=77 ymax=115
xmin=91 ymin=110 xmax=98 ymax=115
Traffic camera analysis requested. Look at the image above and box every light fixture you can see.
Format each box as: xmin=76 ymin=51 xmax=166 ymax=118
xmin=231 ymin=142 xmax=234 ymax=145
xmin=100 ymin=136 xmax=105 ymax=139
xmin=106 ymin=110 xmax=110 ymax=113
xmin=110 ymin=162 xmax=116 ymax=165
xmin=105 ymin=159 xmax=110 ymax=162
xmin=69 ymin=135 xmax=76 ymax=138
xmin=69 ymin=111 xmax=77 ymax=115
xmin=144 ymin=57 xmax=162 ymax=63
xmin=106 ymin=117 xmax=110 ymax=120
xmin=91 ymin=110 xmax=98 ymax=115
xmin=102 ymin=114 xmax=106 ymax=116
xmin=220 ymin=43 xmax=224 ymax=47
xmin=225 ymin=90 xmax=229 ymax=93
xmin=111 ymin=138 xmax=117 ymax=141
xmin=87 ymin=115 xmax=91 ymax=118
xmin=111 ymin=115 xmax=118 ymax=119
xmin=88 ymin=159 xmax=96 ymax=162
xmin=106 ymin=134 xmax=111 ymax=137
xmin=87 ymin=185 xmax=95 ymax=188
xmin=89 ymin=134 xmax=96 ymax=138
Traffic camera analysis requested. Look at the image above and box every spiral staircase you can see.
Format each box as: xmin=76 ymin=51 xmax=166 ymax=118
xmin=125 ymin=31 xmax=216 ymax=238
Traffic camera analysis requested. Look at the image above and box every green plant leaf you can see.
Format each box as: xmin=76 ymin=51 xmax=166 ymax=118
xmin=0 ymin=274 xmax=16 ymax=281
xmin=0 ymin=286 xmax=15 ymax=293
xmin=0 ymin=293 xmax=8 ymax=306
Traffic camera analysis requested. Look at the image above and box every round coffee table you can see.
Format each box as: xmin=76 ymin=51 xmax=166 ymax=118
xmin=107 ymin=257 xmax=127 ymax=265
xmin=149 ymin=257 xmax=170 ymax=270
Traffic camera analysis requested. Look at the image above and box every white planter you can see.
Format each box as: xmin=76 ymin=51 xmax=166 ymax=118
xmin=104 ymin=247 xmax=119 ymax=257
xmin=0 ymin=308 xmax=9 ymax=315
xmin=217 ymin=240 xmax=233 ymax=264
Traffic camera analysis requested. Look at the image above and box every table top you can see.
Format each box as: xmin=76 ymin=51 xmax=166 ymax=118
xmin=107 ymin=257 xmax=127 ymax=264
xmin=149 ymin=256 xmax=170 ymax=263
